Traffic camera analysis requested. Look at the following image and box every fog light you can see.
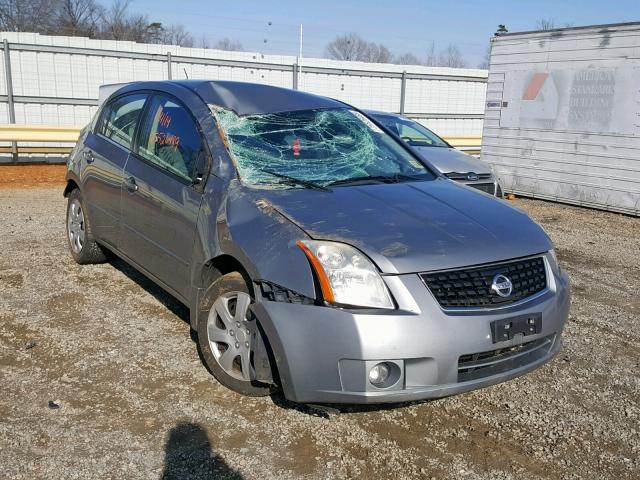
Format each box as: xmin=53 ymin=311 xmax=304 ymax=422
xmin=369 ymin=363 xmax=391 ymax=387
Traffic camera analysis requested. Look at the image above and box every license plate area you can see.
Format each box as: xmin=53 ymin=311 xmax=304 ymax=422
xmin=491 ymin=313 xmax=542 ymax=343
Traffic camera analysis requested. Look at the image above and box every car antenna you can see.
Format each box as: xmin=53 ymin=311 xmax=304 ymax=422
xmin=183 ymin=68 xmax=189 ymax=79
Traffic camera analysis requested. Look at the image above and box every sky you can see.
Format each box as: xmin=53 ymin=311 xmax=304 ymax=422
xmin=131 ymin=0 xmax=640 ymax=67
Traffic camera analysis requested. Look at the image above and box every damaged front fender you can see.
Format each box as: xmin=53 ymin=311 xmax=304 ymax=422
xmin=193 ymin=177 xmax=317 ymax=303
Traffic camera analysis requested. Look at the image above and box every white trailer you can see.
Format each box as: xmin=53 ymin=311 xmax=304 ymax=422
xmin=481 ymin=22 xmax=640 ymax=216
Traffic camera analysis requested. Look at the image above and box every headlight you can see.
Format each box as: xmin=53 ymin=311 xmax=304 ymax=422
xmin=548 ymin=248 xmax=560 ymax=273
xmin=297 ymin=240 xmax=394 ymax=309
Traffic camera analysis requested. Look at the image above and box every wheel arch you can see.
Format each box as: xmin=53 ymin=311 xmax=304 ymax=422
xmin=198 ymin=254 xmax=254 ymax=296
xmin=63 ymin=172 xmax=81 ymax=197
xmin=194 ymin=254 xmax=282 ymax=388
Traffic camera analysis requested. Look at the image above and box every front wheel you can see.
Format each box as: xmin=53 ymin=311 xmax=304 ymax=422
xmin=197 ymin=272 xmax=277 ymax=396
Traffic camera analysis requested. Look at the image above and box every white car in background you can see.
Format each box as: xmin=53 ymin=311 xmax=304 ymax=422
xmin=366 ymin=110 xmax=503 ymax=197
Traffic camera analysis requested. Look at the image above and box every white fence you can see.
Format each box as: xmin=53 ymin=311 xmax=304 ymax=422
xmin=0 ymin=32 xmax=487 ymax=140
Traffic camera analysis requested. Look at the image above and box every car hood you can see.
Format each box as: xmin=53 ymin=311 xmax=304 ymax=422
xmin=249 ymin=178 xmax=551 ymax=274
xmin=413 ymin=146 xmax=492 ymax=175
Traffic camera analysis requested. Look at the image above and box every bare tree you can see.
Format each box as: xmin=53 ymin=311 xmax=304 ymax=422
xmin=368 ymin=43 xmax=392 ymax=63
xmin=157 ymin=24 xmax=193 ymax=47
xmin=535 ymin=18 xmax=556 ymax=31
xmin=325 ymin=35 xmax=468 ymax=67
xmin=325 ymin=33 xmax=368 ymax=61
xmin=0 ymin=0 xmax=58 ymax=32
xmin=1 ymin=0 xmax=198 ymax=48
xmin=437 ymin=44 xmax=467 ymax=68
xmin=198 ymin=34 xmax=210 ymax=49
xmin=100 ymin=0 xmax=127 ymax=39
xmin=213 ymin=38 xmax=243 ymax=51
xmin=424 ymin=41 xmax=437 ymax=66
xmin=57 ymin=0 xmax=102 ymax=37
xmin=97 ymin=1 xmax=191 ymax=46
xmin=100 ymin=0 xmax=145 ymax=41
xmin=477 ymin=45 xmax=491 ymax=69
xmin=325 ymin=33 xmax=392 ymax=63
xmin=394 ymin=52 xmax=421 ymax=65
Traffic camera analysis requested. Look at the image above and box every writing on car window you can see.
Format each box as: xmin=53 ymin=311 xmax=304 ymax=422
xmin=138 ymin=96 xmax=202 ymax=181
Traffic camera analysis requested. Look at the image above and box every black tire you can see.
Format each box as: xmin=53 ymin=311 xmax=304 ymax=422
xmin=65 ymin=189 xmax=107 ymax=264
xmin=197 ymin=272 xmax=276 ymax=397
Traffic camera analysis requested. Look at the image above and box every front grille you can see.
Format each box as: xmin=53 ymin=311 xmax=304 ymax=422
xmin=469 ymin=183 xmax=495 ymax=195
xmin=458 ymin=335 xmax=554 ymax=382
xmin=420 ymin=257 xmax=547 ymax=308
xmin=445 ymin=172 xmax=492 ymax=181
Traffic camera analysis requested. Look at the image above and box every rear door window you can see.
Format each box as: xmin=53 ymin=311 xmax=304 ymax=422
xmin=136 ymin=94 xmax=203 ymax=181
xmin=97 ymin=94 xmax=147 ymax=150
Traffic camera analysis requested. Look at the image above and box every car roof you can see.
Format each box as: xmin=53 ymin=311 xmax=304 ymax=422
xmin=114 ymin=80 xmax=348 ymax=116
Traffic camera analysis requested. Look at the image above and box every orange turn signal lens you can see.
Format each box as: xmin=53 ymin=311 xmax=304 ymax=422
xmin=296 ymin=240 xmax=335 ymax=303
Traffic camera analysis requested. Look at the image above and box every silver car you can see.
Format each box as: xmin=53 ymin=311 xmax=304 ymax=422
xmin=64 ymin=80 xmax=569 ymax=404
xmin=366 ymin=110 xmax=503 ymax=197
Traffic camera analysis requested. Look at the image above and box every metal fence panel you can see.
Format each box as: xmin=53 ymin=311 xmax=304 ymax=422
xmin=0 ymin=31 xmax=488 ymax=162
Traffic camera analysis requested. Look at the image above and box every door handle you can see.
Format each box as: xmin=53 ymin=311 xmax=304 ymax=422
xmin=125 ymin=176 xmax=138 ymax=193
xmin=83 ymin=150 xmax=95 ymax=164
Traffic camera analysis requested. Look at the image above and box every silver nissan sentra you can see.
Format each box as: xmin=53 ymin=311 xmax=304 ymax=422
xmin=64 ymin=80 xmax=570 ymax=404
xmin=364 ymin=110 xmax=504 ymax=198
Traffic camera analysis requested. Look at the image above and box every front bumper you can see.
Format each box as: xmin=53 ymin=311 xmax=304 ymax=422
xmin=254 ymin=256 xmax=570 ymax=404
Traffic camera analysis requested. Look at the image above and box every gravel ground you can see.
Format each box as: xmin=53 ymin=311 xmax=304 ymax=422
xmin=1 ymin=187 xmax=638 ymax=480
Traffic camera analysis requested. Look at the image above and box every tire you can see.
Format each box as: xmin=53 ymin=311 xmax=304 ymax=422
xmin=66 ymin=189 xmax=107 ymax=264
xmin=197 ymin=272 xmax=276 ymax=396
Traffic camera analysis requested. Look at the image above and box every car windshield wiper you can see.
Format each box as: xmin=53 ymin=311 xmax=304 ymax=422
xmin=326 ymin=173 xmax=422 ymax=187
xmin=257 ymin=168 xmax=331 ymax=192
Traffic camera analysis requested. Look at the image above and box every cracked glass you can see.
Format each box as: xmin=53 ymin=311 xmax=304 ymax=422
xmin=211 ymin=107 xmax=435 ymax=187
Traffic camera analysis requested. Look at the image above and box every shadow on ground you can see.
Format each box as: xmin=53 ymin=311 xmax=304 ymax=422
xmin=161 ymin=422 xmax=243 ymax=480
xmin=108 ymin=256 xmax=190 ymax=324
xmin=269 ymin=391 xmax=434 ymax=417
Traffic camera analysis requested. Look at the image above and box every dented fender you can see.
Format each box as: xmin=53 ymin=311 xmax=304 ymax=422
xmin=191 ymin=177 xmax=317 ymax=301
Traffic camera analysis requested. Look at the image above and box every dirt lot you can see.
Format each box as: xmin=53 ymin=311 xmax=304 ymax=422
xmin=0 ymin=186 xmax=638 ymax=480
xmin=0 ymin=165 xmax=66 ymax=188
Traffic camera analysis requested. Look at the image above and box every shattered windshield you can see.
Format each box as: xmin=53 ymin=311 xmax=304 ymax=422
xmin=211 ymin=107 xmax=435 ymax=187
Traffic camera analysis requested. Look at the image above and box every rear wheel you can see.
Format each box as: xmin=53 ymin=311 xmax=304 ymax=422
xmin=66 ymin=189 xmax=107 ymax=264
xmin=197 ymin=272 xmax=276 ymax=396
